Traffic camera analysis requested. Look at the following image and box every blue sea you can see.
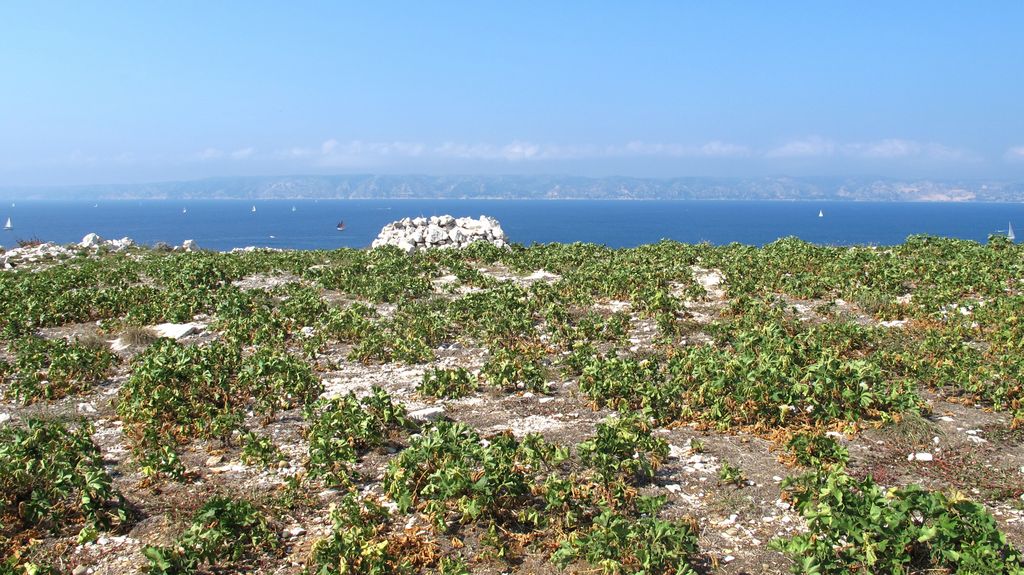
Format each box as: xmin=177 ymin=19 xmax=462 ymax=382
xmin=0 ymin=200 xmax=1020 ymax=251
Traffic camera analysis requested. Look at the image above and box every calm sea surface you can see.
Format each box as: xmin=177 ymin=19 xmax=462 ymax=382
xmin=0 ymin=200 xmax=1021 ymax=251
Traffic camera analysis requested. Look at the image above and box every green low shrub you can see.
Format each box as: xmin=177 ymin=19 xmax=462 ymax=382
xmin=306 ymin=387 xmax=414 ymax=483
xmin=772 ymin=471 xmax=1024 ymax=574
xmin=418 ymin=367 xmax=477 ymax=399
xmin=144 ymin=496 xmax=278 ymax=575
xmin=0 ymin=419 xmax=127 ymax=545
xmin=552 ymin=496 xmax=699 ymax=575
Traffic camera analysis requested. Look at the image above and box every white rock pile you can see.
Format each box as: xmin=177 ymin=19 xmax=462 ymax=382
xmin=371 ymin=215 xmax=509 ymax=252
xmin=1 ymin=233 xmax=134 ymax=269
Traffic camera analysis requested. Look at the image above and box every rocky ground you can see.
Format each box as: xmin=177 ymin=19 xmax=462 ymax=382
xmin=3 ymin=243 xmax=1024 ymax=575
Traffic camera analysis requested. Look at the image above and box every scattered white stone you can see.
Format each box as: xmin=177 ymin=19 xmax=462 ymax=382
xmin=522 ymin=269 xmax=561 ymax=283
xmin=909 ymin=452 xmax=934 ymax=462
xmin=210 ymin=463 xmax=247 ymax=474
xmin=286 ymin=526 xmax=306 ymax=538
xmin=106 ymin=236 xmax=134 ymax=250
xmin=490 ymin=414 xmax=565 ymax=436
xmin=691 ymin=266 xmax=726 ymax=298
xmin=152 ymin=322 xmax=205 ymax=339
xmin=879 ymin=319 xmax=909 ymax=328
xmin=0 ymin=413 xmax=10 ymax=425
xmin=182 ymin=239 xmax=198 ymax=251
xmin=77 ymin=402 xmax=97 ymax=414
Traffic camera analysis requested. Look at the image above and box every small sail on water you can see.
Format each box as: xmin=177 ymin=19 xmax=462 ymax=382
xmin=3 ymin=217 xmax=11 ymax=231
xmin=251 ymin=205 xmax=257 ymax=213
xmin=818 ymin=209 xmax=824 ymax=218
xmin=1009 ymin=222 xmax=1016 ymax=242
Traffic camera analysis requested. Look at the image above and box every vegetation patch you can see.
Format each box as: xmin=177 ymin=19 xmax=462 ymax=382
xmin=1 ymin=419 xmax=128 ymax=564
xmin=772 ymin=471 xmax=1024 ymax=574
xmin=143 ymin=496 xmax=278 ymax=575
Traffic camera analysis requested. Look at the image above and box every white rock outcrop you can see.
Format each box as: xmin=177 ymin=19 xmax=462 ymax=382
xmin=1 ymin=234 xmax=135 ymax=270
xmin=371 ymin=215 xmax=509 ymax=252
xmin=80 ymin=233 xmax=103 ymax=248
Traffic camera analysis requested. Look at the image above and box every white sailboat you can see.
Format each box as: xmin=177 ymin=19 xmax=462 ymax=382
xmin=291 ymin=206 xmax=296 ymax=212
xmin=1009 ymin=222 xmax=1016 ymax=242
xmin=4 ymin=217 xmax=11 ymax=230
xmin=818 ymin=209 xmax=824 ymax=218
xmin=251 ymin=205 xmax=257 ymax=213
xmin=182 ymin=207 xmax=188 ymax=214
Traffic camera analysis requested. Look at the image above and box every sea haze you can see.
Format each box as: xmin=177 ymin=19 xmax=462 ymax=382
xmin=1 ymin=200 xmax=1020 ymax=251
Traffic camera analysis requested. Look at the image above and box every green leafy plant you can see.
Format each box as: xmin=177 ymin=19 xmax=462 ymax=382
xmin=481 ymin=346 xmax=547 ymax=392
xmin=307 ymin=491 xmax=414 ymax=575
xmin=237 ymin=346 xmax=322 ymax=415
xmin=717 ymin=462 xmax=746 ymax=487
xmin=6 ymin=335 xmax=116 ymax=402
xmin=241 ymin=431 xmax=285 ymax=467
xmin=577 ymin=414 xmax=669 ymax=494
xmin=552 ymin=495 xmax=699 ymax=575
xmin=306 ymin=387 xmax=414 ymax=483
xmin=383 ymin=421 xmax=564 ymax=530
xmin=144 ymin=496 xmax=278 ymax=575
xmin=0 ymin=419 xmax=128 ymax=553
xmin=771 ymin=471 xmax=1024 ymax=574
xmin=418 ymin=367 xmax=477 ymax=399
xmin=786 ymin=432 xmax=849 ymax=470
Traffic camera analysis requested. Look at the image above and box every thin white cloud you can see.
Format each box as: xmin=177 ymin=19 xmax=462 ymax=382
xmin=198 ymin=148 xmax=224 ymax=160
xmin=1005 ymin=146 xmax=1024 ymax=161
xmin=766 ymin=137 xmax=837 ymax=158
xmin=427 ymin=140 xmax=751 ymax=161
xmin=68 ymin=149 xmax=98 ymax=165
xmin=260 ymin=137 xmax=982 ymax=166
xmin=768 ymin=137 xmax=974 ymax=162
xmin=853 ymin=139 xmax=920 ymax=159
xmin=698 ymin=141 xmax=752 ymax=158
xmin=230 ymin=147 xmax=256 ymax=160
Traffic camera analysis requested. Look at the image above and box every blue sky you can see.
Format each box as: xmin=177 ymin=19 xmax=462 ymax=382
xmin=2 ymin=1 xmax=1023 ymax=185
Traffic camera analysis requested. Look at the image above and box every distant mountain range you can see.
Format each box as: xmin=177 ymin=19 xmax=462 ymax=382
xmin=3 ymin=175 xmax=1023 ymax=202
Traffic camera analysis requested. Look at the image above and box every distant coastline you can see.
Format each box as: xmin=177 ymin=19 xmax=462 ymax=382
xmin=1 ymin=174 xmax=1021 ymax=202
